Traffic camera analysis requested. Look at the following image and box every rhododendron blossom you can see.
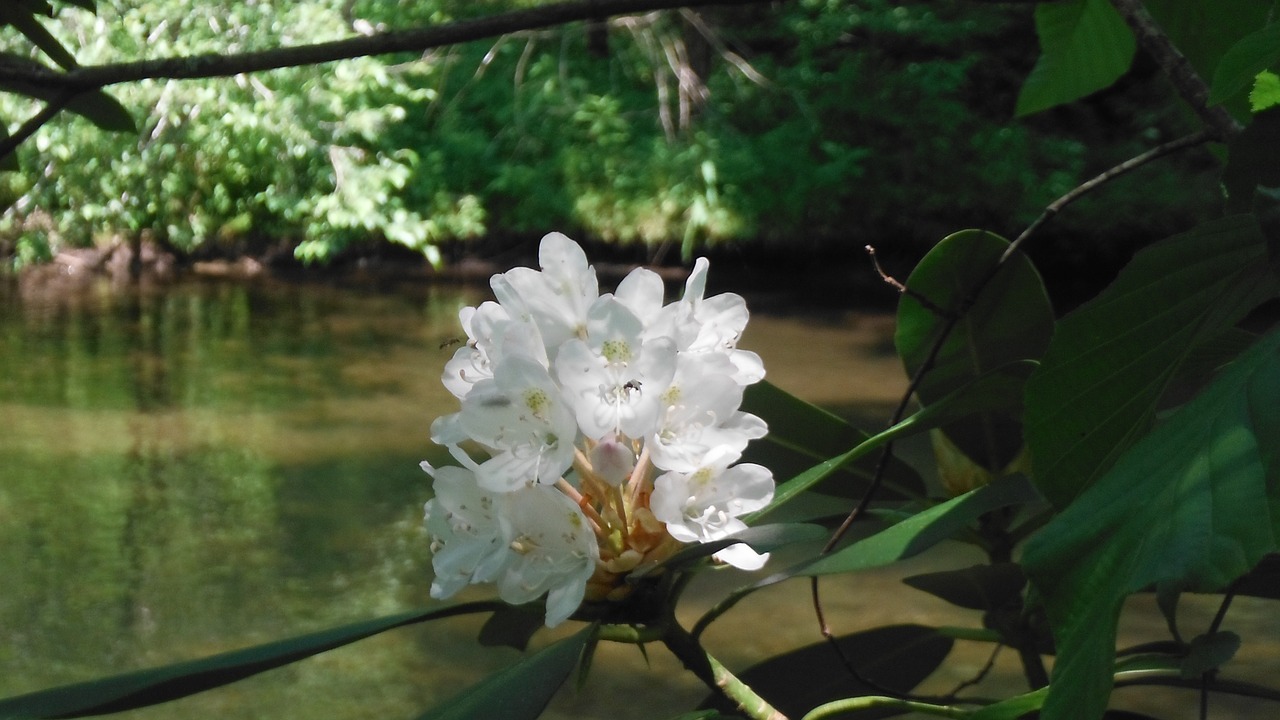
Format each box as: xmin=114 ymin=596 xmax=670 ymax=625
xmin=423 ymin=232 xmax=774 ymax=626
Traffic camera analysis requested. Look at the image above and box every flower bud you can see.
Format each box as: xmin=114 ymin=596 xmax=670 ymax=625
xmin=590 ymin=433 xmax=635 ymax=486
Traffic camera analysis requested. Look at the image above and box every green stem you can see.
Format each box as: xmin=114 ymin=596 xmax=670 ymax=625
xmin=801 ymin=696 xmax=970 ymax=720
xmin=661 ymin=622 xmax=788 ymax=720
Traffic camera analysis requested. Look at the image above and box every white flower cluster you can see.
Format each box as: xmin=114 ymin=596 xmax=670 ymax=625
xmin=423 ymin=233 xmax=774 ymax=626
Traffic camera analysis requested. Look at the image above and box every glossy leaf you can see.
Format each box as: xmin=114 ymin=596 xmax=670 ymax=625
xmin=1209 ymin=23 xmax=1280 ymax=106
xmin=1025 ymin=215 xmax=1279 ymax=508
xmin=903 ymin=563 xmax=1026 ymax=612
xmin=741 ymin=379 xmax=923 ymax=500
xmin=798 ymin=474 xmax=1042 ymax=577
xmin=1023 ymin=328 xmax=1280 ymax=720
xmin=415 ymin=626 xmax=592 ymax=720
xmin=0 ymin=602 xmax=505 ymax=719
xmin=1016 ymin=0 xmax=1135 ymax=116
xmin=699 ymin=625 xmax=953 ymax=719
xmin=897 ymin=230 xmax=1052 ymax=472
xmin=750 ymin=361 xmax=1038 ymax=524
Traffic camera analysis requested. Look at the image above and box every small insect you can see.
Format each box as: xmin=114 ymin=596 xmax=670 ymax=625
xmin=479 ymin=395 xmax=513 ymax=408
xmin=439 ymin=337 xmax=464 ymax=349
xmin=622 ymin=380 xmax=642 ymax=393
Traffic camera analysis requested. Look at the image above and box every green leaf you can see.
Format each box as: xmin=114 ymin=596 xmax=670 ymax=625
xmin=741 ymin=380 xmax=923 ymax=501
xmin=0 ymin=602 xmax=505 ymax=719
xmin=414 ymin=626 xmax=592 ymax=720
xmin=1016 ymin=0 xmax=1136 ymax=116
xmin=750 ymin=361 xmax=1038 ymax=523
xmin=478 ymin=605 xmax=545 ymax=652
xmin=66 ymin=90 xmax=136 ymax=133
xmin=1024 ymin=215 xmax=1279 ymax=508
xmin=1251 ymin=70 xmax=1280 ymax=112
xmin=1209 ymin=24 xmax=1280 ymax=106
xmin=1023 ymin=328 xmax=1280 ymax=720
xmin=699 ymin=625 xmax=953 ymax=719
xmin=896 ymin=229 xmax=1053 ymax=471
xmin=1147 ymin=0 xmax=1274 ymax=118
xmin=798 ymin=475 xmax=1042 ymax=577
xmin=1180 ymin=631 xmax=1241 ymax=678
xmin=902 ymin=563 xmax=1026 ymax=612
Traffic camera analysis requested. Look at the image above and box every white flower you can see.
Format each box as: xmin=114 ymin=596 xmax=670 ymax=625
xmin=492 ymin=232 xmax=598 ymax=355
xmin=648 ymin=353 xmax=765 ymax=473
xmin=650 ymin=449 xmax=774 ymax=570
xmin=451 ymin=353 xmax=579 ymax=492
xmin=423 ymin=232 xmax=776 ymax=626
xmin=495 ymin=485 xmax=600 ymax=627
xmin=555 ymin=296 xmax=677 ymax=440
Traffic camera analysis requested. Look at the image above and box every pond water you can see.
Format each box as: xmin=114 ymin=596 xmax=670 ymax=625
xmin=1 ymin=271 xmax=1277 ymax=720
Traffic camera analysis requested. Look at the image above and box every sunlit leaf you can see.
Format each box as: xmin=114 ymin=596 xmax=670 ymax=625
xmin=1016 ymin=0 xmax=1135 ymax=116
xmin=0 ymin=602 xmax=505 ymax=719
xmin=1023 ymin=328 xmax=1280 ymax=720
xmin=798 ymin=475 xmax=1041 ymax=577
xmin=414 ymin=626 xmax=592 ymax=720
xmin=699 ymin=625 xmax=953 ymax=719
xmin=1251 ymin=70 xmax=1280 ymax=112
xmin=750 ymin=361 xmax=1038 ymax=524
xmin=741 ymin=380 xmax=923 ymax=501
xmin=1209 ymin=24 xmax=1280 ymax=106
xmin=1025 ymin=215 xmax=1279 ymax=508
xmin=897 ymin=229 xmax=1052 ymax=472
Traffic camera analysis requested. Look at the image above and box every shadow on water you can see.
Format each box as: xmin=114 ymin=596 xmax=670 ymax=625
xmin=1 ymin=273 xmax=1278 ymax=719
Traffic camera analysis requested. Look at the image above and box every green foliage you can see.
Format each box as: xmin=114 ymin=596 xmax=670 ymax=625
xmin=1024 ymin=328 xmax=1280 ymax=720
xmin=1024 ymin=215 xmax=1279 ymax=508
xmin=1016 ymin=0 xmax=1135 ymax=116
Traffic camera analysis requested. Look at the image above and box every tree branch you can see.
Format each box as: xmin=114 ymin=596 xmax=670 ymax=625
xmin=1108 ymin=0 xmax=1241 ymax=141
xmin=0 ymin=0 xmax=772 ymax=91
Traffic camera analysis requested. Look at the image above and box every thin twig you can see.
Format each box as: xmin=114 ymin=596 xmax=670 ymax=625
xmin=811 ymin=127 xmax=1215 ymax=692
xmin=0 ymin=92 xmax=79 ymax=164
xmin=950 ymin=643 xmax=1004 ymax=697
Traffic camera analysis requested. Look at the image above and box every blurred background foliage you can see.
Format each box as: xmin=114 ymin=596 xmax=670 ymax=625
xmin=0 ymin=0 xmax=1221 ymax=273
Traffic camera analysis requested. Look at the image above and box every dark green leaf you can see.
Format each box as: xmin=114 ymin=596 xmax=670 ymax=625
xmin=741 ymin=380 xmax=923 ymax=501
xmin=750 ymin=361 xmax=1039 ymax=524
xmin=798 ymin=475 xmax=1042 ymax=577
xmin=0 ymin=602 xmax=504 ymax=719
xmin=0 ymin=126 xmax=18 ymax=172
xmin=1023 ymin=328 xmax=1280 ymax=720
xmin=700 ymin=625 xmax=953 ymax=720
xmin=1231 ymin=553 xmax=1280 ymax=599
xmin=903 ymin=563 xmax=1026 ymax=612
xmin=897 ymin=230 xmax=1052 ymax=471
xmin=66 ymin=90 xmax=136 ymax=133
xmin=1181 ymin=631 xmax=1241 ymax=678
xmin=1209 ymin=23 xmax=1280 ymax=106
xmin=414 ymin=626 xmax=592 ymax=720
xmin=478 ymin=605 xmax=545 ymax=651
xmin=1147 ymin=0 xmax=1274 ymax=117
xmin=1224 ymin=108 xmax=1280 ymax=211
xmin=1016 ymin=0 xmax=1136 ymax=116
xmin=1025 ymin=215 xmax=1279 ymax=508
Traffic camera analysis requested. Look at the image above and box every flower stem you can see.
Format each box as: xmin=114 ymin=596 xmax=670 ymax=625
xmin=661 ymin=622 xmax=788 ymax=720
xmin=801 ymin=696 xmax=970 ymax=720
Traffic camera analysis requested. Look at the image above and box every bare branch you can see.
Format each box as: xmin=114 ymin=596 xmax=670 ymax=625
xmin=0 ymin=0 xmax=774 ymax=91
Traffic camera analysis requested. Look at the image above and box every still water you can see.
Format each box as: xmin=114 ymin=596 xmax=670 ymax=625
xmin=1 ymin=272 xmax=1276 ymax=719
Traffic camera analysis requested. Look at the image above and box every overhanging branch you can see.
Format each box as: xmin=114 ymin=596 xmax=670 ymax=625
xmin=0 ymin=0 xmax=774 ymax=91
